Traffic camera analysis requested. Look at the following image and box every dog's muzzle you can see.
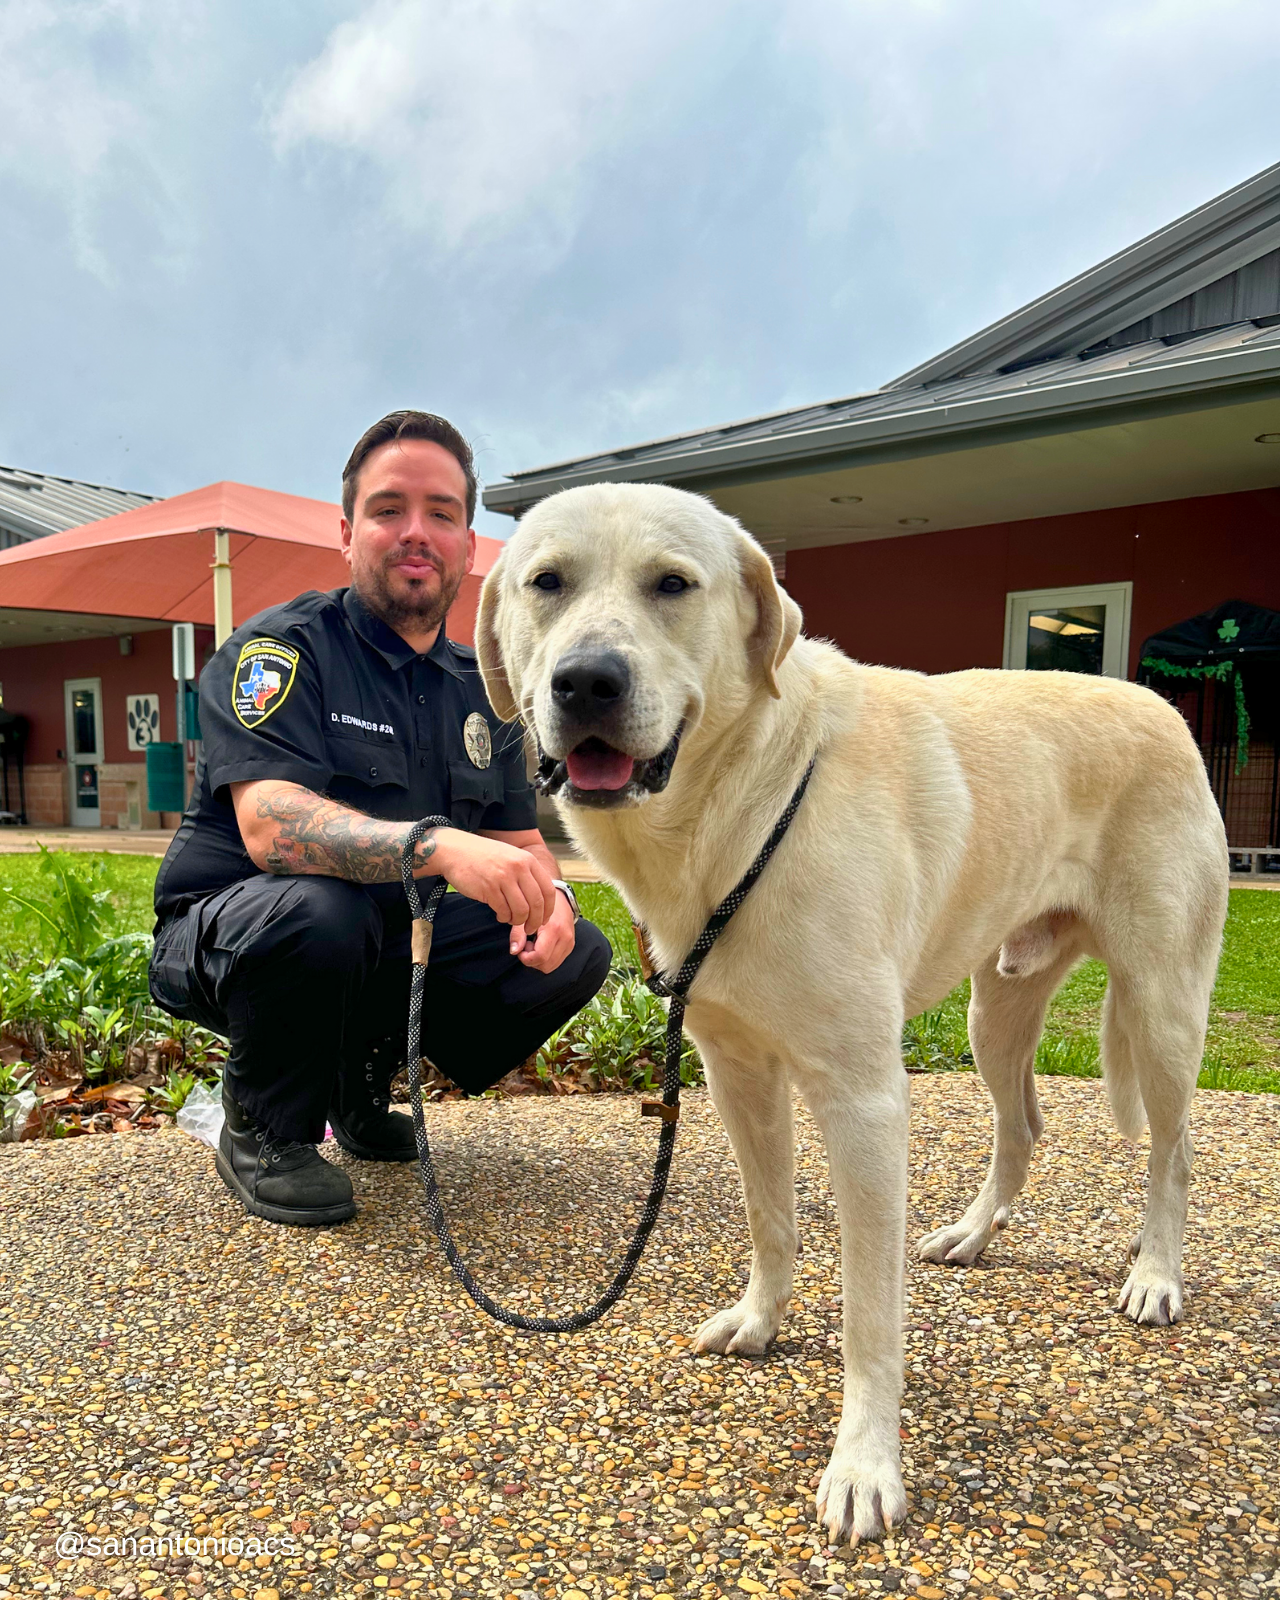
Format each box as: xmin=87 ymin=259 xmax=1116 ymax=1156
xmin=535 ymin=725 xmax=684 ymax=808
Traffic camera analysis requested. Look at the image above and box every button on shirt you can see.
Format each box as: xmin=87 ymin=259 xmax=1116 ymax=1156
xmin=154 ymin=587 xmax=536 ymax=920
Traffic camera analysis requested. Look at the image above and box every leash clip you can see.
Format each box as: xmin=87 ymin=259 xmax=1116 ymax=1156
xmin=641 ymin=1100 xmax=679 ymax=1124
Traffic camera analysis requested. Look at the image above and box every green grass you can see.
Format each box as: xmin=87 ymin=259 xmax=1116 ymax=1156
xmin=0 ymin=851 xmax=159 ymax=952
xmin=2 ymin=855 xmax=1276 ymax=1094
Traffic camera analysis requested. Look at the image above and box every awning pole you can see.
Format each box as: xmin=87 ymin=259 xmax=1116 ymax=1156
xmin=212 ymin=528 xmax=233 ymax=647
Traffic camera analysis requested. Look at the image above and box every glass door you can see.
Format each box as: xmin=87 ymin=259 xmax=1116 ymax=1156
xmin=64 ymin=678 xmax=104 ymax=827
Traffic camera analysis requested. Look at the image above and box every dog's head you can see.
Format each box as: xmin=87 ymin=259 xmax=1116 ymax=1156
xmin=477 ymin=483 xmax=801 ymax=808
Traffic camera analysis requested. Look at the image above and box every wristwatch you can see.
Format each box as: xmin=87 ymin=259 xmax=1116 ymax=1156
xmin=551 ymin=878 xmax=581 ymax=920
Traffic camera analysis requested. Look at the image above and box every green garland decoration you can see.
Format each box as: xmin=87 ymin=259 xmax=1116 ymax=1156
xmin=1140 ymin=654 xmax=1250 ymax=773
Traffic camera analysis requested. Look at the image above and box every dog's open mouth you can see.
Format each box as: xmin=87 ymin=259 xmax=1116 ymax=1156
xmin=536 ymin=727 xmax=683 ymax=806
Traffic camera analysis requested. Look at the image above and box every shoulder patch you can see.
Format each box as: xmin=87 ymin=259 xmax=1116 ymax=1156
xmin=233 ymin=638 xmax=300 ymax=729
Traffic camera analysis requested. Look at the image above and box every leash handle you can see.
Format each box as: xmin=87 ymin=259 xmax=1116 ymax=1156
xmin=398 ymin=817 xmax=682 ymax=1333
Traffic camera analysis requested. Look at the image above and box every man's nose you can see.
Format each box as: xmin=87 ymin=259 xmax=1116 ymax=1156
xmin=550 ymin=649 xmax=630 ymax=722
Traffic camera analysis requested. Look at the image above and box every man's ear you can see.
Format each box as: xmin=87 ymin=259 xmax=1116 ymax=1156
xmin=476 ymin=556 xmax=520 ymax=723
xmin=738 ymin=533 xmax=802 ymax=698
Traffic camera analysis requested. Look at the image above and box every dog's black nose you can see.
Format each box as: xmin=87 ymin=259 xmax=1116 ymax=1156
xmin=551 ymin=649 xmax=630 ymax=722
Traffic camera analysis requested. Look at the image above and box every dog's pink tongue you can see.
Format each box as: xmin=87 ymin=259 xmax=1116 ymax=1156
xmin=565 ymin=746 xmax=635 ymax=791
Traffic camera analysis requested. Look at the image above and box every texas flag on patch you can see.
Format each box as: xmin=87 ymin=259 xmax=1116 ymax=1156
xmin=232 ymin=638 xmax=301 ymax=729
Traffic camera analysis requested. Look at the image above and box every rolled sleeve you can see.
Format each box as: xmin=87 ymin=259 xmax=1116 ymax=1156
xmin=200 ymin=632 xmax=333 ymax=799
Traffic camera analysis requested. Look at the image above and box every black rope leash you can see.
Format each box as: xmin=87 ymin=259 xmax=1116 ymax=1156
xmin=398 ymin=756 xmax=815 ymax=1334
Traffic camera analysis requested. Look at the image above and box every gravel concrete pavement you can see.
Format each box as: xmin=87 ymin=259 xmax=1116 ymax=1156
xmin=1 ymin=1075 xmax=1277 ymax=1600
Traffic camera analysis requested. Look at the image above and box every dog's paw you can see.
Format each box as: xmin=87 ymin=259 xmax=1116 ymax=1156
xmin=1117 ymin=1261 xmax=1182 ymax=1326
xmin=692 ymin=1300 xmax=780 ymax=1357
xmin=916 ymin=1206 xmax=1008 ymax=1267
xmin=816 ymin=1445 xmax=907 ymax=1545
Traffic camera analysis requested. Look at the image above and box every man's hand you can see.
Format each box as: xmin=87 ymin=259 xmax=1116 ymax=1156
xmin=431 ymin=829 xmax=558 ymax=947
xmin=510 ymin=886 xmax=577 ymax=972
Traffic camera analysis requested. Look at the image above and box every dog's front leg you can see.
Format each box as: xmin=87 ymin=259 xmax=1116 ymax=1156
xmin=692 ymin=1038 xmax=797 ymax=1356
xmin=795 ymin=1062 xmax=910 ymax=1544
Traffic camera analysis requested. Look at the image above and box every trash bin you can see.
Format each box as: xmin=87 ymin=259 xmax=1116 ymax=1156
xmin=146 ymin=742 xmax=185 ymax=813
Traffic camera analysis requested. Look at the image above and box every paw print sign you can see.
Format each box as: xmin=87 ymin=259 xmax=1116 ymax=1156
xmin=126 ymin=694 xmax=161 ymax=752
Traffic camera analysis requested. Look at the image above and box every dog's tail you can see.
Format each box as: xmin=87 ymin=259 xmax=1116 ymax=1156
xmin=1099 ymin=982 xmax=1147 ymax=1141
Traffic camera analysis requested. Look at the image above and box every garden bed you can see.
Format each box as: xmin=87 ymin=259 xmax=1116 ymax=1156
xmin=1 ymin=851 xmax=1277 ymax=1143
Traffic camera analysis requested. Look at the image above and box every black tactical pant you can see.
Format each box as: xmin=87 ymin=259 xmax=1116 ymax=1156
xmin=149 ymin=876 xmax=612 ymax=1143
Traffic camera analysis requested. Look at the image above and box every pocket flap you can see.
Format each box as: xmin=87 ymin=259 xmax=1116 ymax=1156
xmin=448 ymin=760 xmax=505 ymax=808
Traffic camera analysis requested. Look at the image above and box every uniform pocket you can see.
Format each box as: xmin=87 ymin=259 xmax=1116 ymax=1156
xmin=448 ymin=760 xmax=505 ymax=829
xmin=325 ymin=735 xmax=408 ymax=792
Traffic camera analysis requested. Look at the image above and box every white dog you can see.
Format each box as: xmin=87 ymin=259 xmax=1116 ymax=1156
xmin=476 ymin=482 xmax=1229 ymax=1543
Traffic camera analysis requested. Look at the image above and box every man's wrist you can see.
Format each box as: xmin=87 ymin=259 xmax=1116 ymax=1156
xmin=551 ymin=878 xmax=581 ymax=920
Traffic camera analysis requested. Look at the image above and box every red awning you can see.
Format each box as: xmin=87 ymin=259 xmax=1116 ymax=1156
xmin=0 ymin=480 xmax=501 ymax=643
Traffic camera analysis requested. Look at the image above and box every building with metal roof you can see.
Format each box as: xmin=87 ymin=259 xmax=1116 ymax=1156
xmin=0 ymin=464 xmax=158 ymax=551
xmin=484 ymin=160 xmax=1280 ymax=855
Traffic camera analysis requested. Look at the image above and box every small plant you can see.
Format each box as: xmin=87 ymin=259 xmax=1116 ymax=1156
xmin=537 ymin=975 xmax=702 ymax=1090
xmin=902 ymin=1004 xmax=973 ymax=1072
xmin=0 ymin=1061 xmax=33 ymax=1099
xmin=151 ymin=1068 xmax=202 ymax=1115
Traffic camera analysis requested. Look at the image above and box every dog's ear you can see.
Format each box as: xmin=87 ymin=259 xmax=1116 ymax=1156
xmin=738 ymin=533 xmax=802 ymax=698
xmin=476 ymin=555 xmax=521 ymax=723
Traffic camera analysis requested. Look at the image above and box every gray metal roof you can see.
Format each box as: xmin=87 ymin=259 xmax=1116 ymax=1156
xmin=0 ymin=464 xmax=158 ymax=550
xmin=484 ymin=159 xmax=1280 ymax=518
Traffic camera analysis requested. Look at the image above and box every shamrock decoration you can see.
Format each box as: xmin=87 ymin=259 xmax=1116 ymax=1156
xmin=1218 ymin=618 xmax=1240 ymax=642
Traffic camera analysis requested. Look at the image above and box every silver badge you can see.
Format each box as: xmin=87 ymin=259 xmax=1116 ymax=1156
xmin=463 ymin=712 xmax=492 ymax=769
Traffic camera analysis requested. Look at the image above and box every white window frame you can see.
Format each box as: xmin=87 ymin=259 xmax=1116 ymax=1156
xmin=1003 ymin=582 xmax=1133 ymax=680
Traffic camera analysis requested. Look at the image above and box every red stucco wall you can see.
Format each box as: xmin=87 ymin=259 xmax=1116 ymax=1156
xmin=0 ymin=627 xmax=216 ymax=767
xmin=785 ymin=486 xmax=1280 ymax=676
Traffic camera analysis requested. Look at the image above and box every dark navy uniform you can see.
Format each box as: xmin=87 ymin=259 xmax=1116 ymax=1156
xmin=150 ymin=587 xmax=610 ymax=1143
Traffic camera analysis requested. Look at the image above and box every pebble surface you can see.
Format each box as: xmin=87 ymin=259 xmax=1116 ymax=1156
xmin=1 ymin=1074 xmax=1277 ymax=1600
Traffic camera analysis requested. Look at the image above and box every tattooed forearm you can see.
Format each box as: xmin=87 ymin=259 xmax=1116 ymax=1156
xmin=248 ymin=785 xmax=438 ymax=882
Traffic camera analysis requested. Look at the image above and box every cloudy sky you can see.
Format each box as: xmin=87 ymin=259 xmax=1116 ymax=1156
xmin=3 ymin=0 xmax=1279 ymax=535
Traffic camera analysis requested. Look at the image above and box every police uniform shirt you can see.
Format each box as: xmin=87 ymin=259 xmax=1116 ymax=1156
xmin=153 ymin=587 xmax=536 ymax=921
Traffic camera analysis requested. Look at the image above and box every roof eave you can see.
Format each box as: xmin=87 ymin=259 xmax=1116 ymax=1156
xmin=481 ymin=341 xmax=1280 ymax=515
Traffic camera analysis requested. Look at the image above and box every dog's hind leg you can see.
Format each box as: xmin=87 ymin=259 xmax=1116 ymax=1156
xmin=692 ymin=1037 xmax=798 ymax=1357
xmin=917 ymin=928 xmax=1082 ymax=1267
xmin=1109 ymin=972 xmax=1207 ymax=1326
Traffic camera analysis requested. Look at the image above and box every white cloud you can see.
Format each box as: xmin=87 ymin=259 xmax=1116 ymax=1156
xmin=270 ymin=0 xmax=737 ymax=263
xmin=0 ymin=0 xmax=194 ymax=281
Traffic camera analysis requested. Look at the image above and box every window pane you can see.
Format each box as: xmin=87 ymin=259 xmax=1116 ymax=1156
xmin=1025 ymin=605 xmax=1106 ymax=675
xmin=72 ymin=690 xmax=98 ymax=755
xmin=76 ymin=765 xmax=99 ymax=809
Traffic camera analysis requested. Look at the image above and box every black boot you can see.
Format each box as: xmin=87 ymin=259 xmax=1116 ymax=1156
xmin=216 ymin=1087 xmax=356 ymax=1227
xmin=329 ymin=1036 xmax=419 ymax=1163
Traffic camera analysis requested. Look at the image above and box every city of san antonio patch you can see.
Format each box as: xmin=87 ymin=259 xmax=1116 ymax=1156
xmin=232 ymin=638 xmax=300 ymax=728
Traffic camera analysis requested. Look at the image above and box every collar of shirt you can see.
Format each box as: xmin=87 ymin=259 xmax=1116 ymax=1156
xmin=342 ymin=586 xmax=466 ymax=682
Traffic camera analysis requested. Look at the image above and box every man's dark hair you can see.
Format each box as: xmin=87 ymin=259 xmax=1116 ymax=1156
xmin=342 ymin=410 xmax=478 ymax=526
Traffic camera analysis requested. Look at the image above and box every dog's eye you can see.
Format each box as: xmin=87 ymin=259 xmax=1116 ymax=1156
xmin=531 ymin=572 xmax=561 ymax=592
xmin=657 ymin=574 xmax=690 ymax=594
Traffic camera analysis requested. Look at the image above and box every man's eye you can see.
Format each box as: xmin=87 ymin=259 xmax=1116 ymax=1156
xmin=657 ymin=574 xmax=690 ymax=594
xmin=531 ymin=572 xmax=561 ymax=591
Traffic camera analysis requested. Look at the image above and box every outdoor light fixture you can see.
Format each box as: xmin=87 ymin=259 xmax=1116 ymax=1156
xmin=1255 ymin=432 xmax=1280 ymax=443
xmin=829 ymin=494 xmax=863 ymax=503
xmin=898 ymin=517 xmax=929 ymax=526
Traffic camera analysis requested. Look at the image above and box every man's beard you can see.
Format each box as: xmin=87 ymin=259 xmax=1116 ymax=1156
xmin=354 ymin=555 xmax=466 ymax=636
